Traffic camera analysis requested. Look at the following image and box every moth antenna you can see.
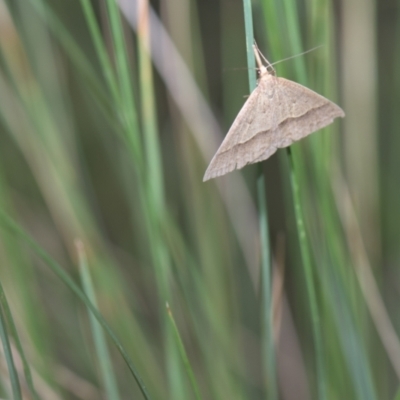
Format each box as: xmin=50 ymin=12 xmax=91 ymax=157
xmin=259 ymin=50 xmax=275 ymax=72
xmin=223 ymin=67 xmax=258 ymax=72
xmin=269 ymin=45 xmax=324 ymax=67
xmin=252 ymin=43 xmax=275 ymax=75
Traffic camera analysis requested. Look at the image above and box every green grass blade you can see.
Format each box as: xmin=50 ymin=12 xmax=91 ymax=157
xmin=257 ymin=176 xmax=278 ymax=399
xmin=104 ymin=0 xmax=142 ymax=163
xmin=25 ymin=0 xmax=129 ymax=141
xmin=242 ymin=1 xmax=277 ymax=398
xmin=0 ymin=281 xmax=41 ymax=400
xmin=101 ymin=5 xmax=184 ymax=397
xmin=260 ymin=0 xmax=285 ymax=64
xmin=1 ymin=0 xmax=126 ymax=160
xmin=242 ymin=0 xmax=256 ymax=90
xmin=166 ymin=303 xmax=202 ymax=400
xmin=78 ymin=0 xmax=120 ymax=104
xmin=289 ymin=150 xmax=326 ymax=400
xmin=77 ymin=241 xmax=121 ymax=400
xmin=137 ymin=2 xmax=164 ymax=209
xmin=0 ymin=211 xmax=151 ymax=400
xmin=326 ymin=266 xmax=377 ymax=400
xmin=0 ymin=290 xmax=22 ymax=400
xmin=281 ymin=0 xmax=307 ymax=84
xmin=394 ymin=386 xmax=400 ymax=400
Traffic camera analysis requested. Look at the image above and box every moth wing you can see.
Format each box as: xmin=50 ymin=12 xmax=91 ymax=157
xmin=252 ymin=77 xmax=345 ymax=163
xmin=203 ymin=76 xmax=344 ymax=181
xmin=203 ymin=77 xmax=277 ymax=181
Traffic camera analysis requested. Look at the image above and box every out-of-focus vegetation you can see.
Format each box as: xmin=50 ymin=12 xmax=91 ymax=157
xmin=0 ymin=0 xmax=396 ymax=399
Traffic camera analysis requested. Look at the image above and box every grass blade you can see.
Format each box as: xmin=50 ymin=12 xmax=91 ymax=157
xmin=242 ymin=1 xmax=277 ymax=398
xmin=394 ymin=386 xmax=400 ymax=400
xmin=289 ymin=149 xmax=326 ymax=400
xmin=0 ymin=288 xmax=22 ymax=400
xmin=76 ymin=240 xmax=121 ymax=400
xmin=242 ymin=0 xmax=256 ymax=90
xmin=137 ymin=0 xmax=164 ymax=208
xmin=0 ymin=211 xmax=151 ymax=400
xmin=0 ymin=281 xmax=41 ymax=400
xmin=104 ymin=0 xmax=142 ymax=162
xmin=257 ymin=176 xmax=278 ymax=399
xmin=166 ymin=303 xmax=202 ymax=400
xmin=78 ymin=0 xmax=120 ymax=104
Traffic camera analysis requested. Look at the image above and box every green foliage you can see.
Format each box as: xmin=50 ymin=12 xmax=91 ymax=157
xmin=0 ymin=0 xmax=395 ymax=399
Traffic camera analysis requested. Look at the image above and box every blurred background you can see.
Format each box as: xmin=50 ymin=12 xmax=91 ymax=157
xmin=0 ymin=0 xmax=396 ymax=399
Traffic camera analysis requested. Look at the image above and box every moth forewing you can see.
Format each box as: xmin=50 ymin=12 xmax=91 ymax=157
xmin=203 ymin=47 xmax=344 ymax=181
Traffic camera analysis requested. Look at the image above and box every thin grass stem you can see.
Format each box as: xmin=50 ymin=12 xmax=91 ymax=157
xmin=288 ymin=149 xmax=326 ymax=400
xmin=0 ymin=290 xmax=22 ymax=400
xmin=242 ymin=1 xmax=277 ymax=398
xmin=0 ymin=281 xmax=41 ymax=400
xmin=77 ymin=241 xmax=121 ymax=400
xmin=0 ymin=211 xmax=151 ymax=400
xmin=166 ymin=303 xmax=202 ymax=400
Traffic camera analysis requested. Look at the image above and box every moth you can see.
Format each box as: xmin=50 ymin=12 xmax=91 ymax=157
xmin=203 ymin=45 xmax=345 ymax=181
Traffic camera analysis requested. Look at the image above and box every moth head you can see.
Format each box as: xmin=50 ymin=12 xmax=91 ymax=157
xmin=253 ymin=44 xmax=275 ymax=77
xmin=257 ymin=65 xmax=276 ymax=78
xmin=257 ymin=65 xmax=270 ymax=77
